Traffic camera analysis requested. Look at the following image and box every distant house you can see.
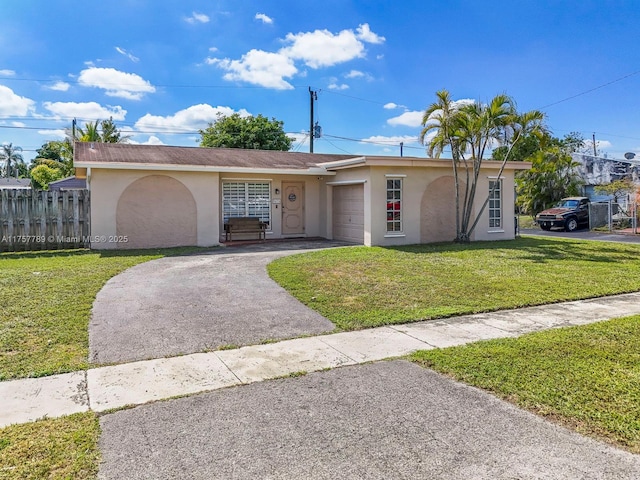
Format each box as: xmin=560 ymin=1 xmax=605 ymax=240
xmin=48 ymin=176 xmax=87 ymax=191
xmin=0 ymin=178 xmax=31 ymax=189
xmin=573 ymin=154 xmax=640 ymax=201
xmin=74 ymin=142 xmax=530 ymax=250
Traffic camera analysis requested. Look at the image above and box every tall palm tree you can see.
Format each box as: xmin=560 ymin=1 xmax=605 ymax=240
xmin=421 ymin=91 xmax=543 ymax=242
xmin=0 ymin=143 xmax=24 ymax=178
xmin=420 ymin=90 xmax=467 ymax=239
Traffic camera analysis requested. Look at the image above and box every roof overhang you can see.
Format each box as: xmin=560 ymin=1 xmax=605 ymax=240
xmin=318 ymin=156 xmax=532 ymax=171
xmin=73 ymin=161 xmax=336 ymax=176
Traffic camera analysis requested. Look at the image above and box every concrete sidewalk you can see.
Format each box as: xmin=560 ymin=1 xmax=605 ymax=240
xmin=2 ymin=291 xmax=640 ymax=427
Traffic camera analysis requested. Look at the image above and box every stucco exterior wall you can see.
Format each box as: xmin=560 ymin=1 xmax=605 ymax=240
xmin=472 ymin=168 xmax=517 ymax=241
xmin=332 ymin=165 xmax=518 ymax=247
xmin=87 ymin=162 xmax=519 ymax=250
xmin=89 ymin=169 xmax=219 ymax=249
xmin=116 ymin=175 xmax=197 ymax=249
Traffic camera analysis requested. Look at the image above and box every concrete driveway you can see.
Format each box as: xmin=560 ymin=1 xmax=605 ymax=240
xmin=89 ymin=240 xmax=347 ymax=364
xmin=98 ymin=361 xmax=640 ymax=480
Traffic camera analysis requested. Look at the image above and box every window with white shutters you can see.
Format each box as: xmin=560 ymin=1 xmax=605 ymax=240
xmin=223 ymin=182 xmax=271 ymax=226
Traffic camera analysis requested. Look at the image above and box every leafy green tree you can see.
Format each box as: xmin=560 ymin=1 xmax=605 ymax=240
xmin=0 ymin=143 xmax=26 ymax=178
xmin=595 ymin=179 xmax=636 ymax=203
xmin=31 ymin=140 xmax=74 ymax=178
xmin=30 ymin=164 xmax=65 ymax=190
xmin=516 ymin=147 xmax=583 ymax=215
xmin=505 ymin=132 xmax=587 ymax=215
xmin=420 ymin=90 xmax=544 ymax=242
xmin=199 ymin=113 xmax=293 ymax=150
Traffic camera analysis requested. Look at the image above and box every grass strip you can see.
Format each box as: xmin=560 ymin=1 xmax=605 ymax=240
xmin=0 ymin=413 xmax=100 ymax=480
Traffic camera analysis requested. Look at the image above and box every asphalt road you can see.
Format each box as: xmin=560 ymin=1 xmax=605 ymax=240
xmin=98 ymin=361 xmax=640 ymax=480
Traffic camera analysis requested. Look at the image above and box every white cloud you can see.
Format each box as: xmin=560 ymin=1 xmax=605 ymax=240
xmin=0 ymin=69 xmax=16 ymax=76
xmin=328 ymin=82 xmax=349 ymax=90
xmin=345 ymin=70 xmax=364 ymax=78
xmin=209 ymin=46 xmax=218 ymax=53
xmin=586 ymin=139 xmax=612 ymax=151
xmin=143 ymin=135 xmax=165 ymax=145
xmin=78 ymin=67 xmax=155 ymax=100
xmin=115 ymin=47 xmax=140 ymax=63
xmin=255 ymin=13 xmax=273 ymax=24
xmin=0 ymin=85 xmax=36 ymax=116
xmin=134 ymin=104 xmax=251 ymax=133
xmin=387 ymin=110 xmax=424 ymax=127
xmin=384 ymin=102 xmax=400 ymax=109
xmin=43 ymin=101 xmax=127 ymax=121
xmin=209 ymin=50 xmax=297 ymax=90
xmin=282 ymin=28 xmax=367 ymax=68
xmin=12 ymin=121 xmax=25 ymax=127
xmin=208 ymin=24 xmax=384 ymax=89
xmin=46 ymin=81 xmax=71 ymax=91
xmin=128 ymin=135 xmax=165 ymax=145
xmin=185 ymin=12 xmax=209 ymax=24
xmin=356 ymin=23 xmax=385 ymax=44
xmin=37 ymin=129 xmax=67 ymax=139
xmin=361 ymin=135 xmax=419 ymax=145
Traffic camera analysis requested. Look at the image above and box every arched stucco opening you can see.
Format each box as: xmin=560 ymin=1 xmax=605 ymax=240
xmin=116 ymin=175 xmax=197 ymax=248
xmin=420 ymin=176 xmax=466 ymax=243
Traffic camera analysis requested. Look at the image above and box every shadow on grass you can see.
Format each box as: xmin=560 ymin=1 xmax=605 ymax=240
xmin=389 ymin=236 xmax=640 ymax=264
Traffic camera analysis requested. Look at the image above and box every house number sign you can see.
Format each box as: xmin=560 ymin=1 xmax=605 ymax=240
xmin=288 ymin=193 xmax=297 ymax=202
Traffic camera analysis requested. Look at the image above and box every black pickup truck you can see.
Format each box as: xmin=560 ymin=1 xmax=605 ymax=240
xmin=535 ymin=197 xmax=590 ymax=232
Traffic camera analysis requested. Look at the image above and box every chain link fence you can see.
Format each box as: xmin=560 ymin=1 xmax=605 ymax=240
xmin=589 ymin=200 xmax=638 ymax=234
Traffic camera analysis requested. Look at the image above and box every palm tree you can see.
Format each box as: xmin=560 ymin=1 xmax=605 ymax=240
xmin=0 ymin=143 xmax=24 ymax=178
xmin=72 ymin=117 xmax=130 ymax=143
xmin=75 ymin=120 xmax=102 ymax=142
xmin=421 ymin=90 xmax=544 ymax=242
xmin=420 ymin=90 xmax=467 ymax=239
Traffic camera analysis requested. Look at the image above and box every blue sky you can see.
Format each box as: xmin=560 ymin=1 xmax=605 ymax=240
xmin=1 ymin=0 xmax=640 ymax=162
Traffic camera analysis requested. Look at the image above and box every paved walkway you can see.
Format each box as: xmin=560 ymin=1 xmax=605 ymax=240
xmin=3 ymin=291 xmax=640 ymax=427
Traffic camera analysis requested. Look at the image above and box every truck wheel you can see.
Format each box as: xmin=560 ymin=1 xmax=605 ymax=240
xmin=565 ymin=217 xmax=578 ymax=232
xmin=540 ymin=224 xmax=551 ymax=231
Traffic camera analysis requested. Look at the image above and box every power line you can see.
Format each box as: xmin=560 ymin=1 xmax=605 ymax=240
xmin=538 ymin=69 xmax=640 ymax=110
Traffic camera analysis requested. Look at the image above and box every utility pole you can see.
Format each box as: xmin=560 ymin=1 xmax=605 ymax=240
xmin=400 ymin=142 xmax=404 ymax=157
xmin=592 ymin=132 xmax=597 ymax=156
xmin=309 ymin=87 xmax=317 ymax=153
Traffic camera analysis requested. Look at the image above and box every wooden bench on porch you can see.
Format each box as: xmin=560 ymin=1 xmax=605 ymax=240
xmin=224 ymin=217 xmax=268 ymax=241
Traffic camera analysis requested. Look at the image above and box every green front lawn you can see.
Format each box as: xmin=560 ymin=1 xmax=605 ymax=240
xmin=268 ymin=236 xmax=640 ymax=330
xmin=411 ymin=316 xmax=640 ymax=453
xmin=0 ymin=413 xmax=100 ymax=480
xmin=0 ymin=247 xmax=208 ymax=381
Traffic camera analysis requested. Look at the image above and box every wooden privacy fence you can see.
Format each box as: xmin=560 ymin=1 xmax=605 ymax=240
xmin=0 ymin=189 xmax=90 ymax=252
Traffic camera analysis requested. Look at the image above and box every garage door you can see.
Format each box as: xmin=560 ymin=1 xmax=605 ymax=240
xmin=332 ymin=184 xmax=364 ymax=243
